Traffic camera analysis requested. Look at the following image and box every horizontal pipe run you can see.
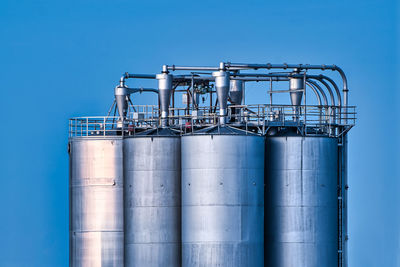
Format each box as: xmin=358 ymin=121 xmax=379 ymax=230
xmin=126 ymin=88 xmax=159 ymax=94
xmin=225 ymin=62 xmax=338 ymax=71
xmin=232 ymin=73 xmax=301 ymax=78
xmin=226 ymin=62 xmax=349 ymax=120
xmin=231 ymin=73 xmax=340 ymax=107
xmin=231 ymin=77 xmax=289 ymax=82
xmin=119 ymin=73 xmax=157 ymax=86
xmin=162 ymin=62 xmax=348 ymax=112
xmin=166 ymin=65 xmax=220 ymax=71
xmin=173 ymin=75 xmax=214 ymax=81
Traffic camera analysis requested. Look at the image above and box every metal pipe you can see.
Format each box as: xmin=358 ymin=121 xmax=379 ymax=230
xmin=163 ymin=62 xmax=349 ymax=115
xmin=305 ymin=81 xmax=323 ymax=106
xmin=225 ymin=62 xmax=338 ymax=71
xmin=119 ymin=73 xmax=157 ymax=86
xmin=230 ymin=77 xmax=327 ymax=106
xmin=125 ymin=88 xmax=159 ymax=94
xmin=173 ymin=75 xmax=214 ymax=81
xmin=306 ymin=81 xmax=324 ymax=128
xmin=306 ymin=80 xmax=329 ymax=106
xmin=309 ymin=75 xmax=341 ymax=107
xmin=230 ymin=77 xmax=289 ymax=81
xmin=231 ymin=72 xmax=340 ymax=106
xmin=166 ymin=65 xmax=220 ymax=71
xmin=114 ymin=86 xmax=159 ymax=122
xmin=226 ymin=62 xmax=349 ymax=120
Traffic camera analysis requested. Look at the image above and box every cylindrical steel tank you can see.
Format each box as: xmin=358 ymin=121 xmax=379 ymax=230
xmin=69 ymin=137 xmax=124 ymax=266
xmin=265 ymin=135 xmax=338 ymax=267
xmin=182 ymin=126 xmax=264 ymax=267
xmin=124 ymin=128 xmax=181 ymax=266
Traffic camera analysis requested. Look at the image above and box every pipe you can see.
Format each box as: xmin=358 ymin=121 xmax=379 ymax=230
xmin=231 ymin=72 xmax=339 ymax=106
xmin=125 ymin=88 xmax=159 ymax=94
xmin=165 ymin=65 xmax=220 ymax=71
xmin=173 ymin=75 xmax=214 ymax=81
xmin=307 ymin=79 xmax=331 ymax=106
xmin=305 ymin=81 xmax=323 ymax=106
xmin=230 ymin=77 xmax=288 ymax=81
xmin=231 ymin=76 xmax=325 ymax=107
xmin=163 ymin=62 xmax=349 ymax=117
xmin=225 ymin=62 xmax=339 ymax=71
xmin=119 ymin=73 xmax=157 ymax=86
xmin=114 ymin=86 xmax=159 ymax=122
xmin=115 ymin=72 xmax=157 ymax=122
xmin=310 ymin=75 xmax=342 ymax=107
xmin=226 ymin=62 xmax=349 ymax=121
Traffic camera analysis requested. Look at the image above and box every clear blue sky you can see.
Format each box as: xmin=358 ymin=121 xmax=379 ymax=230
xmin=0 ymin=0 xmax=398 ymax=266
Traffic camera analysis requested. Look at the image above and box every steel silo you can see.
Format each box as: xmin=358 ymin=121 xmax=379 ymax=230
xmin=69 ymin=137 xmax=124 ymax=266
xmin=124 ymin=128 xmax=181 ymax=266
xmin=265 ymin=134 xmax=338 ymax=267
xmin=181 ymin=126 xmax=264 ymax=267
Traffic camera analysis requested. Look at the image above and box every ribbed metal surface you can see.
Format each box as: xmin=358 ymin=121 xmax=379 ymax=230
xmin=265 ymin=136 xmax=338 ymax=267
xmin=182 ymin=132 xmax=264 ymax=267
xmin=69 ymin=138 xmax=124 ymax=267
xmin=124 ymin=135 xmax=181 ymax=266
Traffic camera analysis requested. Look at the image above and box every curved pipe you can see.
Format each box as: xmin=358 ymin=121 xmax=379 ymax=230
xmin=119 ymin=73 xmax=157 ymax=86
xmin=163 ymin=62 xmax=348 ymax=112
xmin=225 ymin=62 xmax=348 ymax=102
xmin=307 ymin=79 xmax=328 ymax=105
xmin=306 ymin=80 xmax=326 ymax=106
xmin=309 ymin=75 xmax=341 ymax=107
xmin=305 ymin=81 xmax=322 ymax=106
xmin=231 ymin=73 xmax=340 ymax=106
xmin=231 ymin=76 xmax=325 ymax=106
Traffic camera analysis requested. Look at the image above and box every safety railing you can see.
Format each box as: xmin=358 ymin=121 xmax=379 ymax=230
xmin=69 ymin=104 xmax=356 ymax=137
xmin=69 ymin=116 xmax=122 ymax=137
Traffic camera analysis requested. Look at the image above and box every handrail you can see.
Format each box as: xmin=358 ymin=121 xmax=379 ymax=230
xmin=69 ymin=104 xmax=356 ymax=138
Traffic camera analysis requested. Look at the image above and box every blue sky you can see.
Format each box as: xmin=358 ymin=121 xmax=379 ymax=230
xmin=0 ymin=0 xmax=398 ymax=266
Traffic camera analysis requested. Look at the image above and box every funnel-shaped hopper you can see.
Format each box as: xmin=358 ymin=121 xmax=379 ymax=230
xmin=213 ymin=71 xmax=230 ymax=124
xmin=115 ymin=86 xmax=129 ymax=122
xmin=157 ymin=73 xmax=173 ymax=127
xmin=229 ymin=80 xmax=243 ymax=105
xmin=289 ymin=78 xmax=304 ymax=106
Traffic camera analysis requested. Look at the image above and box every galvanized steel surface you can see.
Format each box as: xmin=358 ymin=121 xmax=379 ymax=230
xmin=265 ymin=136 xmax=338 ymax=267
xmin=124 ymin=136 xmax=181 ymax=266
xmin=69 ymin=137 xmax=124 ymax=267
xmin=182 ymin=133 xmax=264 ymax=267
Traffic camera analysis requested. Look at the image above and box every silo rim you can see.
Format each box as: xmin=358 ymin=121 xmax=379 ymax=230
xmin=183 ymin=125 xmax=261 ymax=136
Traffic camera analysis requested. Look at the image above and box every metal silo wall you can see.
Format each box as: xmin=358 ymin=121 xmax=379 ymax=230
xmin=181 ymin=134 xmax=265 ymax=267
xmin=265 ymin=136 xmax=338 ymax=267
xmin=123 ymin=136 xmax=181 ymax=266
xmin=69 ymin=138 xmax=124 ymax=267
